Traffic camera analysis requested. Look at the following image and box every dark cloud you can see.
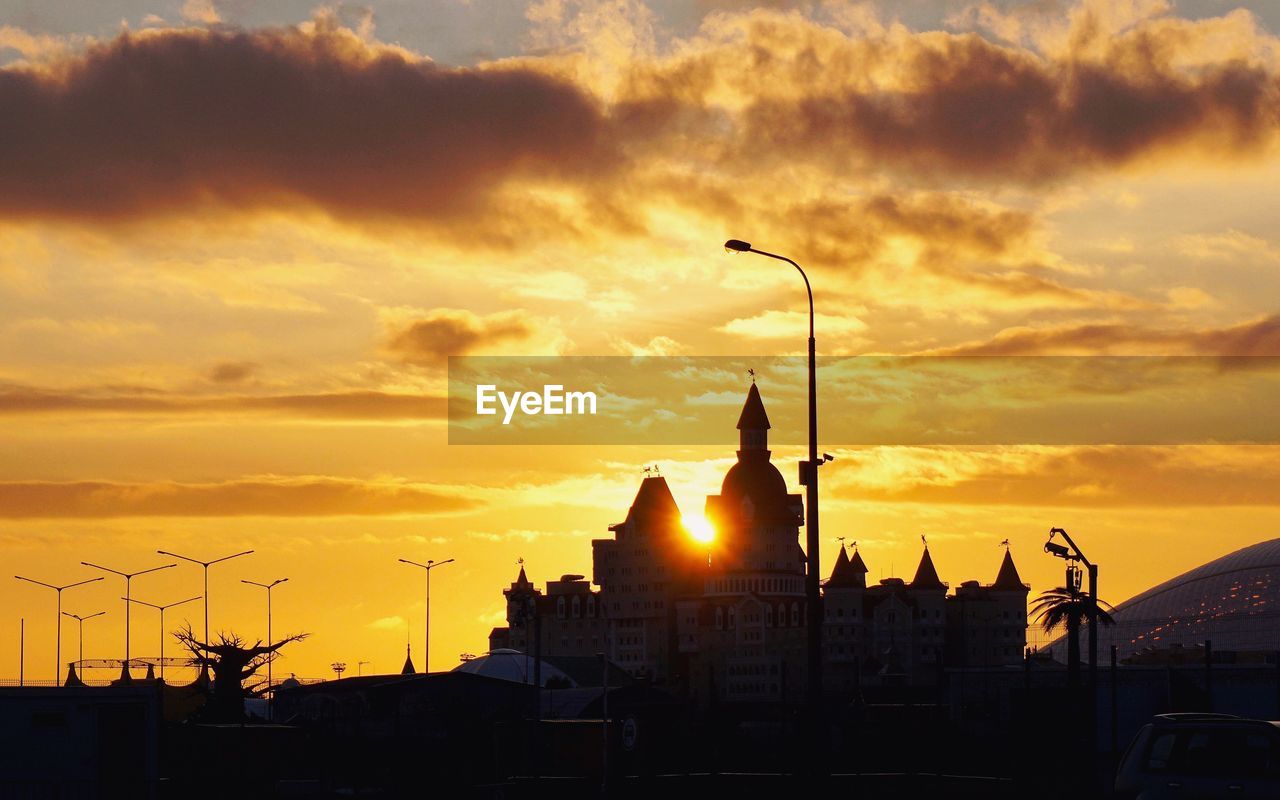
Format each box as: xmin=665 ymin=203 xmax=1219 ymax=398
xmin=0 ymin=22 xmax=611 ymax=221
xmin=926 ymin=314 xmax=1280 ymax=356
xmin=207 ymin=360 xmax=258 ymax=383
xmin=385 ymin=309 xmax=533 ymax=365
xmin=0 ymin=476 xmax=476 ymax=518
xmin=738 ymin=30 xmax=1279 ymax=182
xmin=0 ymin=388 xmax=447 ymax=419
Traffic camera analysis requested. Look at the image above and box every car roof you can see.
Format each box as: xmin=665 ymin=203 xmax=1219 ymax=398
xmin=1150 ymin=713 xmax=1280 ymax=729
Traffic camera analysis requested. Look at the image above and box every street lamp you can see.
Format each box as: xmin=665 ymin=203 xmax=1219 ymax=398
xmin=357 ymin=660 xmax=371 ymax=676
xmin=242 ymin=577 xmax=288 ymax=717
xmin=122 ymin=595 xmax=200 ymax=681
xmin=156 ymin=549 xmax=253 ymax=646
xmin=1044 ymin=526 xmax=1100 ymax=760
xmin=81 ymin=562 xmax=175 ymax=677
xmin=1044 ymin=527 xmax=1099 ymax=691
xmin=62 ymin=611 xmax=106 ymax=674
xmin=15 ymin=575 xmax=103 ymax=683
xmin=724 ymin=238 xmax=825 ymax=710
xmin=398 ymin=558 xmax=454 ymax=673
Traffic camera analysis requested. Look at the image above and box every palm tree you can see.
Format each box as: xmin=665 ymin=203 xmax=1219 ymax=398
xmin=1031 ymin=586 xmax=1117 ymax=635
xmin=1032 ymin=585 xmax=1116 ymax=681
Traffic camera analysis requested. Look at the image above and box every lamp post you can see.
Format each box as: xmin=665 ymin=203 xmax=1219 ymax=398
xmin=15 ymin=575 xmax=103 ymax=683
xmin=81 ymin=562 xmax=175 ymax=677
xmin=398 ymin=558 xmax=454 ymax=673
xmin=122 ymin=595 xmax=200 ymax=681
xmin=157 ymin=549 xmax=253 ymax=646
xmin=242 ymin=577 xmax=288 ymax=717
xmin=61 ymin=611 xmax=106 ymax=673
xmin=724 ymin=239 xmax=825 ymax=713
xmin=1044 ymin=527 xmax=1100 ymax=768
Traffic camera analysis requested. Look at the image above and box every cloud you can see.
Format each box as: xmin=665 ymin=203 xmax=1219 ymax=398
xmin=827 ymin=445 xmax=1280 ymax=507
xmin=207 ymin=360 xmax=258 ymax=384
xmin=0 ymin=19 xmax=611 ymax=222
xmin=716 ymin=6 xmax=1280 ymax=183
xmin=720 ymin=309 xmax=868 ymax=339
xmin=0 ymin=387 xmax=448 ymax=419
xmin=385 ymin=308 xmax=535 ymax=366
xmin=923 ymin=314 xmax=1280 ymax=356
xmin=0 ymin=476 xmax=478 ymax=518
xmin=367 ymin=615 xmax=407 ymax=631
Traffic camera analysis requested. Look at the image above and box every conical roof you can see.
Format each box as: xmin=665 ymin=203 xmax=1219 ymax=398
xmin=827 ymin=546 xmax=866 ymax=588
xmin=401 ymin=644 xmax=416 ymax=675
xmin=992 ymin=548 xmax=1027 ymax=590
xmin=625 ymin=476 xmax=681 ymax=525
xmin=736 ymin=382 xmax=771 ymax=430
xmin=829 ymin=546 xmax=850 ymax=580
xmin=910 ymin=547 xmax=946 ymax=590
xmin=849 ymin=548 xmax=869 ymax=574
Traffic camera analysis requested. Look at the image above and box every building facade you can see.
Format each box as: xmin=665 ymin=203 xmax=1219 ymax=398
xmin=486 ymin=384 xmax=1030 ymax=703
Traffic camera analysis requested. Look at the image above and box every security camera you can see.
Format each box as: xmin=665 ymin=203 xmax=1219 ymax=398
xmin=822 ymin=453 xmax=834 ymax=462
xmin=1044 ymin=541 xmax=1071 ymax=558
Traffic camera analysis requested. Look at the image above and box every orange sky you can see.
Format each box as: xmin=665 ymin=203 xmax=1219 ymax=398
xmin=2 ymin=0 xmax=1280 ymax=682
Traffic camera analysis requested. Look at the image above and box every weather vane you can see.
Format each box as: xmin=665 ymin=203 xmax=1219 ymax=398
xmin=836 ymin=536 xmax=846 ymax=551
xmin=999 ymin=539 xmax=1011 ymax=550
xmin=747 ymin=368 xmax=756 ymax=383
xmin=921 ymin=534 xmax=928 ymax=548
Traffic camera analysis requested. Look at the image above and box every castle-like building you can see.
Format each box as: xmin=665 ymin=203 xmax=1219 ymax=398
xmin=488 ymin=384 xmax=1029 ymax=702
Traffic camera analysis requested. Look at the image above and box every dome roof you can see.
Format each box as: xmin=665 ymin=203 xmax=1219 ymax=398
xmin=1051 ymin=538 xmax=1280 ymax=659
xmin=451 ymin=650 xmax=575 ymax=687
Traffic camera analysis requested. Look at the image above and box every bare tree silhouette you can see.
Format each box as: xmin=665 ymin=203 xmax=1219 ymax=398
xmin=175 ymin=624 xmax=307 ymax=722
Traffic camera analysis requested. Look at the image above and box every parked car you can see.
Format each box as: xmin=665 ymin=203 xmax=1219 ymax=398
xmin=1115 ymin=713 xmax=1280 ymax=799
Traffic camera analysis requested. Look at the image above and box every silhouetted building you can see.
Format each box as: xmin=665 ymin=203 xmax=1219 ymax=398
xmin=485 ymin=384 xmax=1030 ymax=703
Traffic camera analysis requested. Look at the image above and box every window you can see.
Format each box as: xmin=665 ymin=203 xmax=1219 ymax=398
xmin=557 ymin=597 xmax=566 ymax=618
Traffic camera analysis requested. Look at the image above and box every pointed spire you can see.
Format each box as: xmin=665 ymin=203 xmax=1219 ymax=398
xmin=849 ymin=546 xmax=869 ymax=575
xmin=144 ymin=663 xmax=156 ymax=681
xmin=737 ymin=382 xmax=771 ymax=431
xmin=829 ymin=545 xmax=851 ymax=580
xmin=910 ymin=546 xmax=946 ymax=590
xmin=992 ymin=548 xmax=1027 ymax=591
xmin=515 ymin=565 xmax=530 ymax=589
xmin=401 ymin=643 xmax=416 ymax=675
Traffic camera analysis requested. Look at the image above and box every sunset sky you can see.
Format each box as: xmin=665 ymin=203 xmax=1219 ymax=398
xmin=3 ymin=0 xmax=1280 ymax=682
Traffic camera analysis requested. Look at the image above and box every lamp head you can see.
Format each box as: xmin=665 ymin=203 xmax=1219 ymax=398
xmin=724 ymin=239 xmax=751 ymax=253
xmin=1044 ymin=541 xmax=1071 ymax=559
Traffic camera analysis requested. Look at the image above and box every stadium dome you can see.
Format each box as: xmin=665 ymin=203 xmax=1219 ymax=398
xmin=451 ymin=649 xmax=576 ymax=687
xmin=1067 ymin=538 xmax=1280 ymax=660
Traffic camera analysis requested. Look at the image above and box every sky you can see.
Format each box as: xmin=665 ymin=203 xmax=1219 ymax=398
xmin=2 ymin=0 xmax=1280 ymax=683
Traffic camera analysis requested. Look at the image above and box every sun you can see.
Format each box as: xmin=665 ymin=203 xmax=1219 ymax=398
xmin=683 ymin=514 xmax=716 ymax=544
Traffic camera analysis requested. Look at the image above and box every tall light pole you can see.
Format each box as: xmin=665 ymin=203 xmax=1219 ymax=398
xmin=1044 ymin=526 xmax=1100 ymax=766
xmin=398 ymin=558 xmax=454 ymax=673
xmin=242 ymin=577 xmax=288 ymax=718
xmin=157 ymin=549 xmax=253 ymax=645
xmin=82 ymin=562 xmax=175 ymax=677
xmin=122 ymin=595 xmax=200 ymax=681
xmin=15 ymin=575 xmax=103 ymax=683
xmin=61 ymin=611 xmax=106 ymax=674
xmin=724 ymin=239 xmax=825 ymax=713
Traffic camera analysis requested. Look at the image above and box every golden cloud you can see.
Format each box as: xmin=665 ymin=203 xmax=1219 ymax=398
xmin=0 ymin=476 xmax=477 ymax=518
